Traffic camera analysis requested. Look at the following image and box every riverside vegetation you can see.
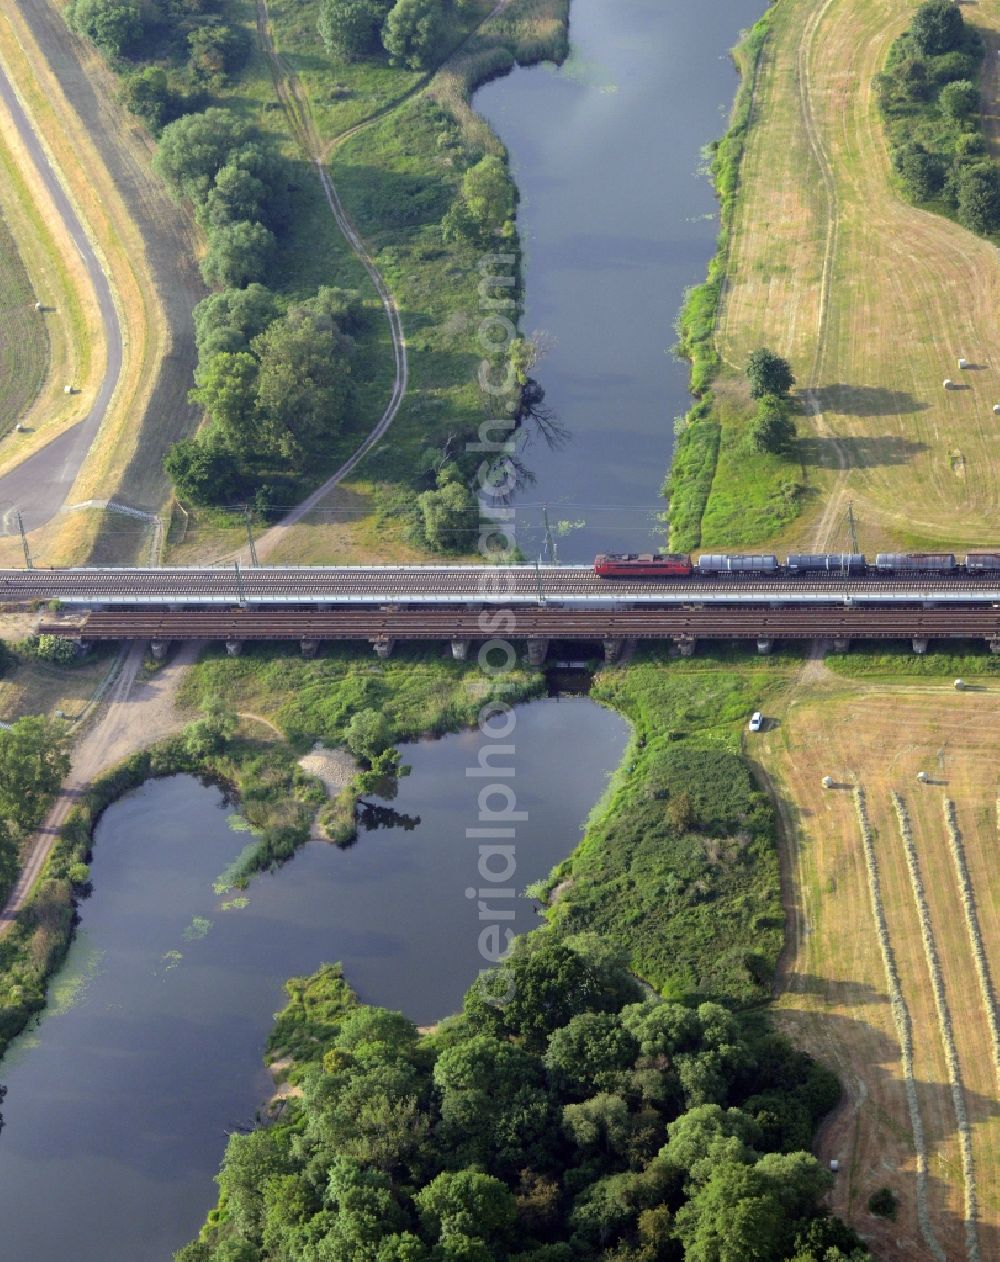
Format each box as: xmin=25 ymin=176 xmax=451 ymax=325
xmin=163 ymin=645 xmax=871 ymax=1259
xmin=62 ymin=0 xmax=570 ymax=555
xmin=666 ymin=10 xmax=806 ymax=553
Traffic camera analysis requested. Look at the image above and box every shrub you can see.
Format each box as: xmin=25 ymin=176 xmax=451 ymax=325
xmin=868 ymin=1187 xmax=898 ymax=1219
xmin=938 ymin=79 xmax=979 ymax=122
xmin=956 ymin=162 xmax=1000 ymax=235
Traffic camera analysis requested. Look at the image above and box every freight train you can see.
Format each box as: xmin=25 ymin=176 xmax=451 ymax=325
xmin=593 ymin=551 xmax=1000 ymax=578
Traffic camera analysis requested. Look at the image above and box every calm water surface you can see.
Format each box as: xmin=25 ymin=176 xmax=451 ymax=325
xmin=475 ymin=0 xmax=762 ymax=560
xmin=0 ymin=698 xmax=627 ymax=1261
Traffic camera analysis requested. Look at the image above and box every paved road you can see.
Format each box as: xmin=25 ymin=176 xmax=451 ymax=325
xmin=0 ymin=53 xmax=122 ymax=535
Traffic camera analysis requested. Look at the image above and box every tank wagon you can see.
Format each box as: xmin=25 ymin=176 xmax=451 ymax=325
xmin=965 ymin=552 xmax=1000 ymax=571
xmin=696 ymin=554 xmax=779 ymax=574
xmin=786 ymin=553 xmax=866 ymax=574
xmin=594 ymin=550 xmax=998 ymax=578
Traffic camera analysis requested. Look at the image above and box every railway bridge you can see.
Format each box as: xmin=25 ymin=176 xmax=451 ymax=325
xmin=10 ymin=565 xmax=1000 ymax=662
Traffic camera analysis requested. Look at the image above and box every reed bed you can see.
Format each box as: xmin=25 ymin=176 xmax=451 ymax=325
xmin=853 ymin=785 xmax=945 ymax=1261
xmin=892 ymin=792 xmax=979 ymax=1261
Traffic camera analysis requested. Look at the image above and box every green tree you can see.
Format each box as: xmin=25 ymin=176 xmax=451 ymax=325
xmin=188 ymin=23 xmax=248 ymax=84
xmin=444 ymin=156 xmax=516 ymax=243
xmin=318 ymin=0 xmax=392 ymax=59
xmin=189 ymin=351 xmax=261 ymax=442
xmin=66 ymin=0 xmax=144 ymax=57
xmin=382 ymin=0 xmax=445 ymax=69
xmin=544 ymin=1011 xmax=639 ymax=1098
xmin=155 ymin=109 xmax=254 ymax=206
xmin=938 ymin=78 xmax=978 ymax=122
xmin=203 ymin=164 xmax=269 ymax=230
xmin=344 ymin=708 xmax=391 ymax=761
xmin=253 ymin=312 xmax=353 ymax=452
xmin=416 ymin=464 xmax=478 ymax=553
xmin=464 ymin=935 xmax=633 ymax=1049
xmin=118 ymin=66 xmax=174 ymax=133
xmin=416 ymin=1169 xmax=516 ymax=1242
xmin=748 ymin=396 xmax=796 ymax=455
xmin=201 ymin=220 xmax=276 ymax=289
xmin=746 ymin=348 xmax=795 ymax=399
xmin=216 ymin=1127 xmax=294 ymax=1242
xmin=892 ymin=141 xmax=946 ymax=201
xmin=956 ymin=161 xmax=1000 ymax=235
xmin=0 ymin=717 xmax=71 ymax=834
xmin=164 ymin=436 xmax=244 ymax=504
xmin=910 ymin=0 xmax=964 ymax=56
xmin=193 ymin=284 xmax=282 ymax=363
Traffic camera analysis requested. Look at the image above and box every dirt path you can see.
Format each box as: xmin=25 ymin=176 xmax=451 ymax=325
xmin=0 ymin=640 xmax=201 ymax=936
xmin=247 ymin=0 xmax=515 ymax=562
xmin=248 ymin=0 xmax=409 ymax=563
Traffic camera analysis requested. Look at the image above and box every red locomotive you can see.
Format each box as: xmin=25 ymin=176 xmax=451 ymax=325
xmin=593 ymin=552 xmax=693 ymax=579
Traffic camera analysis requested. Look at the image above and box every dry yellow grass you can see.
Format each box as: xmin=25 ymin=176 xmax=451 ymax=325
xmin=765 ymin=677 xmax=1000 ymax=1258
xmin=0 ymin=99 xmax=100 ymax=470
xmin=718 ymin=0 xmax=1000 ymax=551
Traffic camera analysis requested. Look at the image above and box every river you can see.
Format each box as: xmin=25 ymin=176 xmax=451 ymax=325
xmin=0 ymin=698 xmax=627 ymax=1261
xmin=475 ymin=0 xmax=761 ymax=561
xmin=0 ymin=3 xmax=762 ymax=1254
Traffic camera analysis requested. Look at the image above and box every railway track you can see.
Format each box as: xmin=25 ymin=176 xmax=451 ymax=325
xmin=39 ymin=605 xmax=1000 ymax=643
xmin=7 ymin=566 xmax=1000 ymax=606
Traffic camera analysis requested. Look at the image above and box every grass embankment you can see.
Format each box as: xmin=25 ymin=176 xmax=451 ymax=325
xmin=0 ymin=5 xmax=174 ymax=558
xmin=763 ymin=673 xmax=1000 ymax=1257
xmin=0 ymin=53 xmax=100 ymax=472
xmin=0 ymin=199 xmax=47 ymax=441
xmin=0 ymin=633 xmax=119 ymax=724
xmin=701 ymin=0 xmax=1000 ymax=555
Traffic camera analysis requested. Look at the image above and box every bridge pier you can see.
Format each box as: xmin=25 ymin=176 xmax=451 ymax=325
xmin=831 ymin=638 xmax=850 ymax=654
xmin=675 ymin=636 xmax=696 ymax=658
xmin=603 ymin=638 xmax=624 ymax=664
xmin=911 ymin=637 xmax=929 ymax=655
xmin=990 ymin=638 xmax=1000 ymax=655
xmin=225 ymin=639 xmax=243 ymax=657
xmin=525 ymin=638 xmax=549 ymax=667
xmin=756 ymin=638 xmax=774 ymax=656
xmin=149 ymin=639 xmax=169 ymax=661
xmin=300 ymin=639 xmax=320 ymax=658
xmin=372 ymin=638 xmax=396 ymax=659
xmin=450 ymin=639 xmax=471 ymax=661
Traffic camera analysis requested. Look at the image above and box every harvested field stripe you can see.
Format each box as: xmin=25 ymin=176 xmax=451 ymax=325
xmin=853 ymin=785 xmax=945 ymax=1261
xmin=943 ymin=799 xmax=1000 ymax=1088
xmin=891 ymin=791 xmax=979 ymax=1261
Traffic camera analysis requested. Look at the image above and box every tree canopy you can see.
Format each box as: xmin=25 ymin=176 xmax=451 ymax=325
xmin=179 ymin=934 xmax=868 ymax=1261
xmin=746 ymin=348 xmax=795 ymax=399
xmin=66 ymin=0 xmax=145 ymax=58
xmin=910 ymin=0 xmax=964 ymax=57
xmin=382 ymin=0 xmax=446 ymax=69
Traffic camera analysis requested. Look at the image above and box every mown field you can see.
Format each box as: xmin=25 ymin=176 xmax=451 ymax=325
xmin=0 ymin=205 xmax=47 ymax=441
xmin=764 ymin=670 xmax=1000 ymax=1259
xmin=695 ymin=0 xmax=1000 ymax=554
